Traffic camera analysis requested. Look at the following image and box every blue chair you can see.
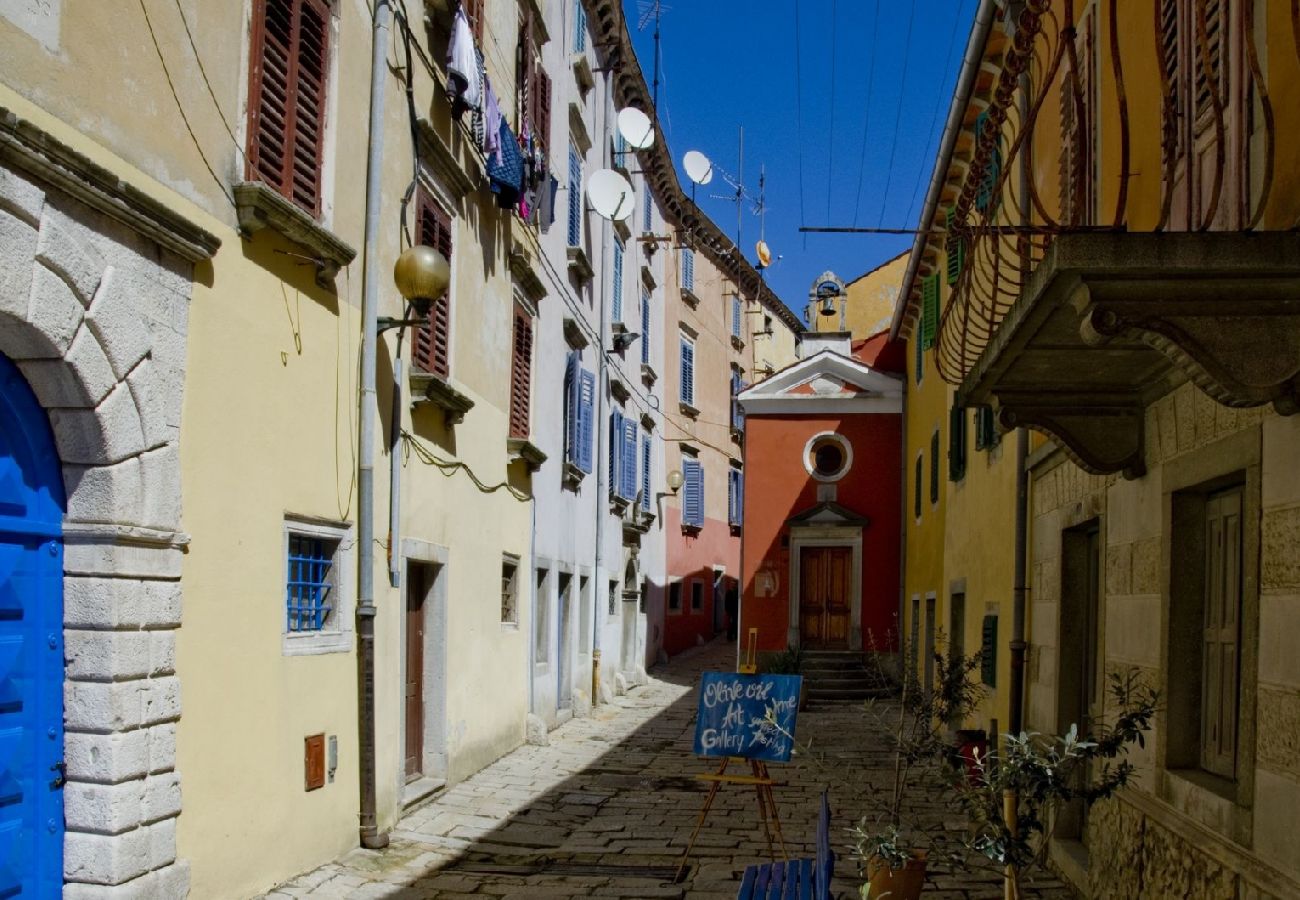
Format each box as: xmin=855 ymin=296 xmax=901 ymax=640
xmin=736 ymin=791 xmax=834 ymax=900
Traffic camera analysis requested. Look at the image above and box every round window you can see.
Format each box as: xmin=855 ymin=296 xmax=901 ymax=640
xmin=804 ymin=433 xmax=852 ymax=482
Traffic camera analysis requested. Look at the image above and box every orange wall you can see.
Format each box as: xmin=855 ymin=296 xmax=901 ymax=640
xmin=740 ymin=413 xmax=902 ymax=654
xmin=663 ymin=505 xmax=739 ymax=655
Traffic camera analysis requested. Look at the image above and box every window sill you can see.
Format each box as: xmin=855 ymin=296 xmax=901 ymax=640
xmin=233 ymin=181 xmax=356 ymax=287
xmin=507 ymin=437 xmax=547 ymax=473
xmin=567 ymin=246 xmax=594 ymax=283
xmin=610 ymin=377 xmax=631 ymax=403
xmin=562 ymin=461 xmax=587 ymax=491
xmin=410 ymin=371 xmax=475 ymax=424
xmin=730 ymin=523 xmax=743 ymax=536
xmin=613 ymin=214 xmax=631 ymax=243
xmin=641 ymin=265 xmax=657 ymax=291
xmin=283 ymin=629 xmax=353 ymax=656
xmin=563 ymin=317 xmax=590 ymax=350
xmin=681 ymin=287 xmax=700 ymax=308
xmin=730 ymin=426 xmax=744 ymax=445
xmin=681 ymin=523 xmax=702 ymax=536
xmin=641 ymin=363 xmax=658 ymax=386
xmin=571 ymin=53 xmax=595 ymax=97
xmin=730 ymin=334 xmax=746 ymax=352
xmin=679 ymin=401 xmax=700 ymax=419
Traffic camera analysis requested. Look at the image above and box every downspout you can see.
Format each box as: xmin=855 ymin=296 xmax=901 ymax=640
xmin=590 ymin=76 xmax=610 ymax=707
xmin=357 ymin=0 xmax=390 ymax=851
xmin=889 ymin=0 xmax=998 ymax=341
xmin=898 ymin=372 xmax=909 ymax=672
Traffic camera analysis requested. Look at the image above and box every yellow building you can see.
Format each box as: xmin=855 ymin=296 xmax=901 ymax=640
xmin=894 ymin=1 xmax=1300 ymax=896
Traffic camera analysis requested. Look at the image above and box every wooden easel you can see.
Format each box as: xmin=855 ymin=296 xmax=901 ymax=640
xmin=675 ymin=630 xmax=788 ymax=883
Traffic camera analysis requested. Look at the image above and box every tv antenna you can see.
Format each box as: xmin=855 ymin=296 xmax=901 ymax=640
xmin=636 ymin=1 xmax=669 ymax=113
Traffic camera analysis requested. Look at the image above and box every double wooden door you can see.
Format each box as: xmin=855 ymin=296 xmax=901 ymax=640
xmin=799 ymin=547 xmax=852 ymax=647
xmin=405 ymin=566 xmax=427 ymax=781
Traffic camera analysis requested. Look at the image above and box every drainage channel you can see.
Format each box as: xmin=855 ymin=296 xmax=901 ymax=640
xmin=449 ymin=861 xmax=682 ymax=881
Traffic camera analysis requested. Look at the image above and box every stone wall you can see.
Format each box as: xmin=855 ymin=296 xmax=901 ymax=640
xmin=1 ymin=129 xmax=213 ymax=895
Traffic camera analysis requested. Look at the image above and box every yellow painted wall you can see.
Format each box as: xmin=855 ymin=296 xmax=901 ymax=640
xmin=841 ymin=252 xmax=908 ymax=338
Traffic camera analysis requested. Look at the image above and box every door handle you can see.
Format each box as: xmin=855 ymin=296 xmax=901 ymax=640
xmin=50 ymin=761 xmax=66 ymax=790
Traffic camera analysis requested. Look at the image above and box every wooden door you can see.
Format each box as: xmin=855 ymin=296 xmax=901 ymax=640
xmin=799 ymin=547 xmax=853 ymax=648
xmin=405 ymin=566 xmax=426 ymax=781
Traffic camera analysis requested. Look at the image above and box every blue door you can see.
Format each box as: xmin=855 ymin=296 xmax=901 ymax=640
xmin=0 ymin=352 xmax=65 ymax=896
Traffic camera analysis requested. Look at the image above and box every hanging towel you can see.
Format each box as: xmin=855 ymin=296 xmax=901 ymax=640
xmin=540 ymin=173 xmax=559 ymax=232
xmin=469 ymin=49 xmax=487 ymax=143
xmin=483 ymin=79 xmax=502 ymax=164
xmin=447 ymin=6 xmax=480 ymax=119
xmin=487 ymin=119 xmax=523 ymax=209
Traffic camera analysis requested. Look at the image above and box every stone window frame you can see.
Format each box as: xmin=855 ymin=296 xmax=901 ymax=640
xmin=1158 ymin=425 xmax=1261 ymax=842
xmin=282 ymin=515 xmax=354 ymax=656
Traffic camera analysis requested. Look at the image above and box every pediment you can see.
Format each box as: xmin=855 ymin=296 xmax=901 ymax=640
xmin=739 ymin=349 xmax=903 ymax=413
xmin=788 ymin=501 xmax=870 ymax=528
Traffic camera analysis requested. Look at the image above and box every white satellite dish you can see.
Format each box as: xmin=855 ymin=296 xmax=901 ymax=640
xmin=588 ymin=169 xmax=636 ymax=221
xmin=617 ymin=107 xmax=655 ymax=150
xmin=756 ymin=240 xmax=772 ymax=268
xmin=683 ymin=150 xmax=714 ymax=186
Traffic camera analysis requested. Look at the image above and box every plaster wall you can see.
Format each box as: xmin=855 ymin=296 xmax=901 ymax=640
xmin=902 ymin=331 xmax=947 ymax=673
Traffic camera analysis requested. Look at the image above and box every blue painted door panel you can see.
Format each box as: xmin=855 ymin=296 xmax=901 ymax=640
xmin=0 ymin=353 xmax=65 ymax=897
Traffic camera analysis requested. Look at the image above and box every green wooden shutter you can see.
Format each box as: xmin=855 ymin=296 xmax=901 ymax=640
xmin=921 ymin=274 xmax=939 ymax=350
xmin=975 ymin=110 xmax=1001 ymax=213
xmin=945 ymin=208 xmax=964 ymax=286
xmin=949 ymin=402 xmax=967 ymax=482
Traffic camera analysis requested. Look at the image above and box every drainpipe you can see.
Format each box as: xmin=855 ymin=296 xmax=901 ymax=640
xmin=889 ymin=0 xmax=998 ymax=341
xmin=356 ymin=0 xmax=390 ymax=851
xmin=590 ymin=80 xmax=610 ymax=707
xmin=898 ymin=374 xmax=909 ymax=673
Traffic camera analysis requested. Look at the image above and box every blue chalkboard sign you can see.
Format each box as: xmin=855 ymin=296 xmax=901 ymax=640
xmin=692 ymin=672 xmax=803 ymax=763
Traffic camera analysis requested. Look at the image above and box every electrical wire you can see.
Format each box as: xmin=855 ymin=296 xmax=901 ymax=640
xmin=793 ymin=0 xmax=808 ymax=249
xmin=903 ymin=0 xmax=967 ymax=229
xmin=851 ymin=0 xmax=881 ymax=229
xmin=402 ymin=429 xmax=533 ymax=501
xmin=825 ymin=0 xmax=838 ymax=226
xmin=168 ymin=0 xmax=244 ymax=158
xmin=875 ymin=0 xmax=918 ymax=228
xmin=137 ymin=0 xmax=236 ymax=208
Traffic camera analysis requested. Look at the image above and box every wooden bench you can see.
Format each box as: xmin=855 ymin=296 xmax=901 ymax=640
xmin=736 ymin=791 xmax=834 ymax=900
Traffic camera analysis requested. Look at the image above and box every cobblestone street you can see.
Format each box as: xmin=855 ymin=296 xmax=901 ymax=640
xmin=266 ymin=641 xmax=1072 ymax=899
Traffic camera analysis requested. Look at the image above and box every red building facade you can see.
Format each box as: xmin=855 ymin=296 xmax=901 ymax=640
xmin=737 ymin=333 xmax=904 ymax=654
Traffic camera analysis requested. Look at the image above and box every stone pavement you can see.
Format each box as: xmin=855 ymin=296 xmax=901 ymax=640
xmin=265 ymin=640 xmax=1073 ymax=899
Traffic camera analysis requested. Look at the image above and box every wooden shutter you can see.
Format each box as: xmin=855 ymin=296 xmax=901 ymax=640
xmin=463 ymin=0 xmax=484 ymax=42
xmin=680 ymin=337 xmax=695 ymax=405
xmin=620 ymin=419 xmax=638 ymax=500
xmin=564 ymin=351 xmax=580 ymax=465
xmin=1202 ymin=486 xmax=1242 ymax=778
xmin=681 ymin=249 xmax=694 ymax=292
xmin=929 ymin=430 xmax=940 ymax=504
xmin=913 ymin=455 xmax=923 ymax=518
xmin=683 ymin=459 xmax=704 ymax=527
xmin=248 ymin=0 xmax=331 ymax=216
xmin=640 ymin=290 xmax=651 ymax=365
xmin=609 ymin=410 xmax=623 ymax=494
xmin=921 ymin=274 xmax=939 ymax=350
xmin=949 ymin=402 xmax=967 ymax=482
xmin=612 ymin=240 xmax=624 ymax=321
xmin=640 ymin=435 xmax=652 ymax=511
xmin=577 ymin=368 xmax=595 ymax=473
xmin=1059 ymin=6 xmax=1096 ymax=225
xmin=731 ymin=295 xmax=742 ymax=338
xmin=509 ymin=304 xmax=533 ymax=439
xmin=974 ymin=110 xmax=1001 ymax=213
xmin=567 ymin=146 xmax=582 ymax=247
xmin=534 ymin=68 xmax=551 ymax=155
xmin=944 ymin=210 xmax=964 ymax=286
xmin=981 ymin=615 xmax=998 ymax=686
xmin=412 ymin=190 xmax=453 ymax=378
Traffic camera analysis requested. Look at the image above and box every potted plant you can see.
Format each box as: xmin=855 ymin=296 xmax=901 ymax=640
xmin=762 ymin=645 xmax=807 ymax=708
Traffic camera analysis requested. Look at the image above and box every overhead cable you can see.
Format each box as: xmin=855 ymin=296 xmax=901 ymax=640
xmin=851 ymin=0 xmax=881 ymax=229
xmin=875 ymin=0 xmax=918 ymax=228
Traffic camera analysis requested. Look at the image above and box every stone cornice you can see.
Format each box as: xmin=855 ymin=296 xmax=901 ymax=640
xmin=0 ymin=107 xmax=221 ymax=263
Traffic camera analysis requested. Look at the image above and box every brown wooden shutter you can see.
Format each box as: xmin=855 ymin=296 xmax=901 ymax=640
xmin=463 ymin=0 xmax=484 ymax=43
xmin=534 ymin=68 xmax=551 ymax=154
xmin=1201 ymin=486 xmax=1242 ymax=779
xmin=412 ymin=188 xmax=453 ymax=379
xmin=509 ymin=304 xmax=533 ymax=439
xmin=247 ymin=0 xmax=330 ymax=216
xmin=1059 ymin=6 xmax=1096 ymax=226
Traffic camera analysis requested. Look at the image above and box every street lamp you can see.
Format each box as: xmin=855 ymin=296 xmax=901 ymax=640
xmin=380 ymin=245 xmax=451 ymax=331
xmin=666 ymin=468 xmax=684 ymax=493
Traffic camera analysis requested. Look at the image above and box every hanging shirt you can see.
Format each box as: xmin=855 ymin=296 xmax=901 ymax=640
xmin=483 ymin=79 xmax=502 ymax=164
xmin=487 ymin=119 xmax=523 ymax=209
xmin=446 ymin=6 xmax=480 ymax=118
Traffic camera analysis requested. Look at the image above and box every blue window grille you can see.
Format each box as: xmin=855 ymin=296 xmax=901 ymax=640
xmin=681 ymin=248 xmax=695 ymax=293
xmin=612 ymin=239 xmax=625 ymax=321
xmin=287 ymin=535 xmax=335 ymax=632
xmin=682 ymin=458 xmax=704 ymax=528
xmin=679 ymin=335 xmax=695 ymax=406
xmin=568 ymin=145 xmax=582 ymax=247
xmin=640 ymin=288 xmax=651 ymax=365
xmin=731 ymin=295 xmax=742 ymax=338
xmin=640 ymin=434 xmax=652 ymax=511
xmin=642 ymin=181 xmax=652 ymax=233
xmin=573 ymin=2 xmax=587 ymax=53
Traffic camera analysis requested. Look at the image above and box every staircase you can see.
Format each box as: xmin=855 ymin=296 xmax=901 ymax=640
xmin=801 ymin=649 xmax=892 ymax=704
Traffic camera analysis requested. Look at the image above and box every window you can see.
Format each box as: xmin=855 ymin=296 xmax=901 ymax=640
xmin=501 ymin=557 xmax=519 ymax=624
xmin=914 ymin=327 xmax=924 ymax=385
xmin=682 ymin=457 xmax=704 ymax=529
xmin=609 ymin=578 xmax=619 ymax=616
xmin=462 ymin=0 xmax=484 ymax=41
xmin=691 ymin=580 xmax=704 ymax=611
xmin=567 ymin=144 xmax=582 ymax=247
xmin=921 ymin=274 xmax=939 ymax=350
xmin=640 ymin=433 xmax=652 ymax=512
xmin=731 ymin=295 xmax=743 ymax=339
xmin=913 ymin=454 xmax=923 ymax=519
xmin=518 ymin=10 xmax=550 ymax=155
xmin=981 ymin=614 xmax=998 ymax=686
xmin=609 ymin=410 xmax=638 ymax=502
xmin=509 ymin=303 xmax=533 ymax=439
xmin=612 ymin=238 xmax=625 ymax=322
xmin=534 ymin=567 xmax=550 ymax=663
xmin=668 ymin=581 xmax=682 ymax=612
xmin=579 ymin=575 xmax=592 ymax=654
xmin=643 ymin=181 xmax=654 ymax=233
xmin=727 ymin=466 xmax=743 ymax=528
xmin=944 ymin=208 xmax=964 ymax=286
xmin=564 ymin=351 xmax=595 ymax=473
xmin=975 ymin=406 xmax=999 ymax=451
xmin=974 ymin=111 xmax=1002 ymax=214
xmin=929 ymin=429 xmax=940 ymax=505
xmin=681 ymin=248 xmax=695 ymax=293
xmin=247 ymin=0 xmax=331 ymax=216
xmin=949 ymin=401 xmax=967 ymax=482
xmin=806 ymin=433 xmax=852 ymax=482
xmin=412 ymin=187 xmax=453 ymax=378
xmin=730 ymin=370 xmax=747 ymax=431
xmin=679 ymin=333 xmax=696 ymax=407
xmin=640 ymin=288 xmax=651 ymax=365
xmin=573 ymin=0 xmax=587 ymax=53
xmin=283 ymin=517 xmax=352 ymax=655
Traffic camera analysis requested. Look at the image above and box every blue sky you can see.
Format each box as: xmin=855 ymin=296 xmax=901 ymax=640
xmin=623 ymin=0 xmax=975 ymax=322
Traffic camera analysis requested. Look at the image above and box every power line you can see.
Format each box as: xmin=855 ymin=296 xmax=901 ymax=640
xmin=168 ymin=0 xmax=243 ymax=158
xmin=825 ymin=0 xmax=838 ymax=226
xmin=875 ymin=0 xmax=918 ymax=229
xmin=904 ymin=0 xmax=966 ymax=228
xmin=851 ymin=0 xmax=881 ymax=228
xmin=793 ymin=0 xmax=808 ymax=250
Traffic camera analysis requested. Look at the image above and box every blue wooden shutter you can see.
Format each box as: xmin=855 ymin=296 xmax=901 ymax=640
xmin=567 ymin=145 xmax=582 ymax=247
xmin=564 ymin=351 xmax=580 ymax=465
xmin=612 ymin=239 xmax=624 ymax=321
xmin=680 ymin=337 xmax=694 ymax=406
xmin=609 ymin=409 xmax=623 ymax=495
xmin=731 ymin=295 xmax=742 ymax=338
xmin=682 ymin=459 xmax=703 ymax=527
xmin=640 ymin=434 xmax=652 ymax=511
xmin=727 ymin=469 xmax=737 ymax=525
xmin=620 ymin=418 xmax=638 ymax=500
xmin=578 ymin=367 xmax=595 ymax=472
xmin=731 ymin=372 xmax=746 ymax=430
xmin=573 ymin=1 xmax=586 ymax=52
xmin=642 ymin=181 xmax=652 ymax=232
xmin=681 ymin=248 xmax=694 ymax=292
xmin=640 ymin=289 xmax=651 ymax=365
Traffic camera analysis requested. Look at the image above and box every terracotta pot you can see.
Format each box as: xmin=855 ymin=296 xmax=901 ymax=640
xmin=866 ymin=851 xmax=927 ymax=900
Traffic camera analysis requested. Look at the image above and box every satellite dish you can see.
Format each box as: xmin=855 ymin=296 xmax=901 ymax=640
xmin=756 ymin=240 xmax=772 ymax=269
xmin=617 ymin=108 xmax=655 ymax=150
xmin=683 ymin=150 xmax=714 ymax=186
xmin=588 ymin=169 xmax=636 ymax=221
